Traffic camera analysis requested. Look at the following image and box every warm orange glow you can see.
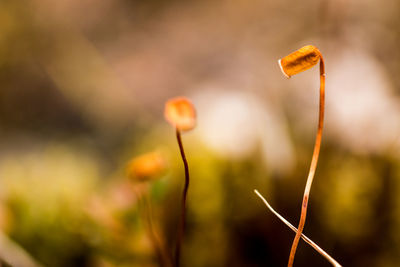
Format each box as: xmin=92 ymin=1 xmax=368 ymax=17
xmin=278 ymin=45 xmax=321 ymax=78
xmin=164 ymin=97 xmax=197 ymax=131
xmin=126 ymin=151 xmax=167 ymax=181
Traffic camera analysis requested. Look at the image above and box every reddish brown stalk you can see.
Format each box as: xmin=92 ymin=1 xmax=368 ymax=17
xmin=175 ymin=129 xmax=190 ymax=267
xmin=287 ymin=56 xmax=325 ymax=267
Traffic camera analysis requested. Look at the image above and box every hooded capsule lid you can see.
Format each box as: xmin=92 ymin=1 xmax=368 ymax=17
xmin=278 ymin=45 xmax=321 ymax=78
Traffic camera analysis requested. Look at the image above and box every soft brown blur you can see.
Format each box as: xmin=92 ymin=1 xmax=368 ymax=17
xmin=0 ymin=0 xmax=400 ymax=266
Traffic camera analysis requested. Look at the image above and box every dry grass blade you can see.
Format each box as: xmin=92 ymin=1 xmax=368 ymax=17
xmin=0 ymin=231 xmax=44 ymax=267
xmin=254 ymin=190 xmax=342 ymax=267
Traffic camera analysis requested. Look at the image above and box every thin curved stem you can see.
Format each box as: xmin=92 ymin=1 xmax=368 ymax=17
xmin=254 ymin=190 xmax=341 ymax=267
xmin=288 ymin=56 xmax=325 ymax=267
xmin=142 ymin=193 xmax=173 ymax=267
xmin=175 ymin=129 xmax=190 ymax=267
xmin=133 ymin=186 xmax=171 ymax=267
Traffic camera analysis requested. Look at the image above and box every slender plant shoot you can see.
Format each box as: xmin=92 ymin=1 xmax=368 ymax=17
xmin=254 ymin=190 xmax=341 ymax=267
xmin=164 ymin=97 xmax=196 ymax=267
xmin=127 ymin=151 xmax=172 ymax=267
xmin=278 ymin=45 xmax=326 ymax=267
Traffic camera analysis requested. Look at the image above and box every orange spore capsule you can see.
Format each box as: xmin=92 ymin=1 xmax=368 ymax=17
xmin=127 ymin=151 xmax=167 ymax=181
xmin=278 ymin=45 xmax=321 ymax=78
xmin=164 ymin=97 xmax=196 ymax=131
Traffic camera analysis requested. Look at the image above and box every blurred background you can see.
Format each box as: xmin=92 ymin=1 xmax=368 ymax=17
xmin=0 ymin=0 xmax=400 ymax=266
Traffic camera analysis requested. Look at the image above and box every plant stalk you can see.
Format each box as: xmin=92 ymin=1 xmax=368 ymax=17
xmin=175 ymin=129 xmax=190 ymax=267
xmin=142 ymin=193 xmax=173 ymax=267
xmin=288 ymin=57 xmax=325 ymax=267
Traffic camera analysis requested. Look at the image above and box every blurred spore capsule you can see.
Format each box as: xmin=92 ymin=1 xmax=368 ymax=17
xmin=164 ymin=97 xmax=196 ymax=132
xmin=126 ymin=151 xmax=167 ymax=181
